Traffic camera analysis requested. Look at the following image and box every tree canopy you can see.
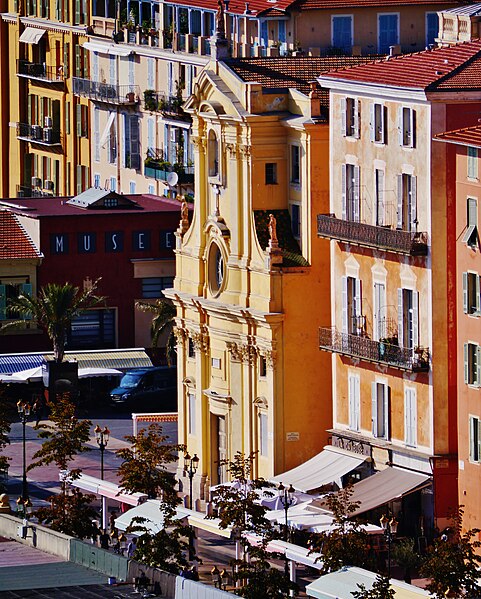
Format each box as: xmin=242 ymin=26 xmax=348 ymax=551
xmin=135 ymin=299 xmax=176 ymax=364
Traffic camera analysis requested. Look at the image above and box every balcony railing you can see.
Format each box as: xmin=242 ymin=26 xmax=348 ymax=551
xmin=319 ymin=326 xmax=430 ymax=372
xmin=73 ymin=78 xmax=140 ymax=105
xmin=16 ymin=123 xmax=61 ymax=146
xmin=144 ymin=153 xmax=194 ymax=184
xmin=16 ymin=184 xmax=54 ymax=197
xmin=17 ymin=60 xmax=65 ymax=83
xmin=143 ymin=91 xmax=187 ymax=118
xmin=317 ymin=214 xmax=428 ymax=256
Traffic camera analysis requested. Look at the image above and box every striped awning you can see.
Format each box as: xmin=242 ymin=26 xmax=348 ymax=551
xmin=0 ymin=349 xmax=152 ymax=375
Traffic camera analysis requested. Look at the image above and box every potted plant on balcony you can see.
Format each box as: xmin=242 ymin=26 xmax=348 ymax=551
xmin=378 ymin=335 xmax=399 ymax=362
xmin=144 ymin=89 xmax=158 ymax=112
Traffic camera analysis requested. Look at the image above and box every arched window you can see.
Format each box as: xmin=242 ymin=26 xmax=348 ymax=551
xmin=208 ymin=129 xmax=219 ymax=177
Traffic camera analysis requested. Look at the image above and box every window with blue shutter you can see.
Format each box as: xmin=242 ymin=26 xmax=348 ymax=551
xmin=332 ymin=16 xmax=352 ymax=51
xmin=426 ymin=12 xmax=438 ymax=47
xmin=378 ymin=14 xmax=398 ymax=54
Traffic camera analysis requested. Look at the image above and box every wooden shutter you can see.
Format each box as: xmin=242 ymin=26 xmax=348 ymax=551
xmin=147 ymin=58 xmax=154 ymax=89
xmin=0 ymin=285 xmax=6 ymax=320
xmin=342 ymin=276 xmax=348 ymax=334
xmin=463 ymin=272 xmax=468 ymax=313
xmin=75 ymin=0 xmax=80 ymax=24
xmin=384 ymin=386 xmax=390 ymax=440
xmin=354 ymin=99 xmax=360 ymax=139
xmin=371 ymin=382 xmax=378 ymax=436
xmin=470 ymin=417 xmax=475 ymax=461
xmin=123 ymin=113 xmax=130 ymax=168
xmin=353 ymin=166 xmax=360 ymax=222
xmin=398 ymin=288 xmax=404 ymax=348
xmin=464 ymin=343 xmax=469 ymax=384
xmin=477 ymin=419 xmax=481 ymax=461
xmin=398 ymin=106 xmax=404 ymax=145
xmin=410 ymin=176 xmax=417 ymax=230
xmin=377 ymin=169 xmax=385 ymax=226
xmin=76 ymin=104 xmax=81 ymax=137
xmin=477 ymin=275 xmax=481 ymax=313
xmin=75 ymin=44 xmax=81 ymax=77
xmin=147 ymin=118 xmax=154 ymax=151
xmin=397 ymin=174 xmax=403 ymax=229
xmin=412 ymin=291 xmax=419 ymax=349
xmin=381 ymin=105 xmax=387 ymax=144
xmin=354 ymin=376 xmax=360 ymax=431
xmin=130 ymin=116 xmax=140 ymax=169
xmin=370 ymin=103 xmax=375 ymax=142
xmin=63 ymin=42 xmax=69 ymax=78
xmin=341 ymin=97 xmax=347 ymax=136
xmin=93 ymin=108 xmax=100 ymax=162
xmin=341 ymin=164 xmax=347 ymax=220
xmin=354 ymin=278 xmax=362 ymax=333
xmin=410 ymin=109 xmax=416 ymax=148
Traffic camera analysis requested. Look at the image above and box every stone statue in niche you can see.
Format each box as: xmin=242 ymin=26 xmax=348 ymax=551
xmin=215 ymin=0 xmax=226 ymax=39
xmin=268 ymin=213 xmax=278 ymax=246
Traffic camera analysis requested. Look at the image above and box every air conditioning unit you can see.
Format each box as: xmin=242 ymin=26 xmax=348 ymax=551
xmin=43 ymin=127 xmax=53 ymax=143
xmin=31 ymin=176 xmax=41 ymax=188
xmin=44 ymin=179 xmax=54 ymax=191
xmin=44 ymin=116 xmax=52 ymax=128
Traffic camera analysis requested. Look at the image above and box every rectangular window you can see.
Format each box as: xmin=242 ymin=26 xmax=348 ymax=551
xmin=342 ymin=97 xmax=359 ymax=138
xmin=332 ymin=15 xmax=352 ymax=51
xmin=110 ymin=176 xmax=116 ymax=192
xmin=468 ymin=146 xmax=478 ymax=180
xmin=470 ymin=416 xmax=481 ymax=462
xmin=398 ymin=288 xmax=419 ymax=350
xmin=148 ymin=184 xmax=155 ymax=194
xmin=265 ymin=163 xmax=277 ymax=185
xmin=399 ymin=107 xmax=416 ymax=148
xmin=259 ymin=413 xmax=268 ymax=457
xmin=147 ymin=58 xmax=155 ymax=89
xmin=372 ymin=382 xmax=389 ymax=439
xmin=93 ymin=107 xmax=100 ymax=162
xmin=426 ymin=12 xmax=438 ymax=47
xmin=68 ymin=308 xmax=115 ymax=349
xmin=109 ymin=55 xmax=116 ymax=85
xmin=375 ymin=169 xmax=385 ymax=226
xmin=348 ymin=373 xmax=360 ymax=432
xmin=463 ymin=272 xmax=481 ymax=315
xmin=129 ymin=181 xmax=136 ymax=194
xmin=378 ymin=13 xmax=399 ymax=54
xmin=291 ymin=203 xmax=301 ymax=238
xmin=290 ymin=145 xmax=300 ymax=184
xmin=124 ymin=115 xmax=140 ymax=170
xmin=397 ymin=174 xmax=417 ymax=232
xmin=259 ymin=356 xmax=267 ymax=378
xmin=128 ymin=54 xmax=135 ymax=87
xmin=211 ymin=357 xmax=221 ymax=369
xmin=188 ymin=338 xmax=195 ymax=358
xmin=188 ymin=393 xmax=195 ymax=435
xmin=404 ymin=387 xmax=417 ymax=447
xmin=463 ymin=197 xmax=478 ymax=246
xmin=93 ymin=173 xmax=100 ymax=188
xmin=464 ymin=342 xmax=481 ymax=385
xmin=342 ymin=163 xmax=361 ymax=222
xmin=141 ymin=277 xmax=174 ymax=298
xmin=373 ymin=282 xmax=386 ymax=341
xmin=342 ymin=276 xmax=363 ymax=335
xmin=371 ymin=103 xmax=386 ymax=144
xmin=0 ymin=280 xmax=31 ymax=320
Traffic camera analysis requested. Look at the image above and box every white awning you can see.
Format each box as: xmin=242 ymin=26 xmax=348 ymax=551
xmin=270 ymin=446 xmax=368 ymax=493
xmin=99 ymin=111 xmax=116 ymax=148
xmin=115 ymin=499 xmax=182 ymax=534
xmin=311 ymin=467 xmax=432 ymax=516
xmin=19 ymin=27 xmax=46 ymax=44
xmin=83 ymin=41 xmax=133 ymax=56
xmin=68 ymin=473 xmax=147 ymax=506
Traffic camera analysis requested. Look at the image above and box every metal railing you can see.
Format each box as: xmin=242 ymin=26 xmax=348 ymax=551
xmin=143 ymin=91 xmax=185 ymax=116
xmin=73 ymin=78 xmax=140 ymax=105
xmin=16 ymin=185 xmax=52 ymax=197
xmin=17 ymin=60 xmax=65 ymax=82
xmin=16 ymin=123 xmax=61 ymax=146
xmin=317 ymin=214 xmax=428 ymax=256
xmin=319 ymin=326 xmax=430 ymax=372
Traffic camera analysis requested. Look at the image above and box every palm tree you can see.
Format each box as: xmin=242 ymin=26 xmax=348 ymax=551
xmin=3 ymin=279 xmax=104 ymax=362
xmin=135 ymin=299 xmax=176 ymax=365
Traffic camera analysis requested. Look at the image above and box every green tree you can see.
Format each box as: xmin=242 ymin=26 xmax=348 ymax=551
xmin=392 ymin=538 xmax=421 ymax=584
xmin=35 ymin=488 xmax=98 ymax=539
xmin=117 ymin=424 xmax=193 ymax=573
xmin=135 ymin=299 xmax=176 ymax=365
xmin=309 ymin=484 xmax=375 ymax=574
xmin=351 ymin=573 xmax=395 ymax=599
xmin=420 ymin=507 xmax=481 ymax=598
xmin=211 ymin=451 xmax=297 ymax=598
xmin=3 ymin=279 xmax=104 ymax=362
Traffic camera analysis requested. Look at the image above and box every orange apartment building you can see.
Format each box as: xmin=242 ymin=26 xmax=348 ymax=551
xmin=434 ymin=124 xmax=481 ymax=534
xmin=317 ymin=41 xmax=481 ymax=535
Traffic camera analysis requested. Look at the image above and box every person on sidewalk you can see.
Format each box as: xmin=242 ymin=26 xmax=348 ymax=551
xmin=99 ymin=529 xmax=110 ymax=550
xmin=127 ymin=537 xmax=137 ymax=558
xmin=32 ymin=395 xmax=44 ymax=427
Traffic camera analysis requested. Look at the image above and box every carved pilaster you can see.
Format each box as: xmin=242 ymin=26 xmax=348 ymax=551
xmin=239 ymin=344 xmax=258 ymax=365
xmin=225 ymin=143 xmax=238 ymax=159
xmin=264 ymin=350 xmax=277 ymax=370
xmin=173 ymin=326 xmax=188 ymax=345
xmin=226 ymin=341 xmax=241 ymax=362
xmin=238 ymin=144 xmax=251 ymax=160
xmin=191 ymin=326 xmax=209 ymax=353
xmin=191 ymin=135 xmax=206 ymax=154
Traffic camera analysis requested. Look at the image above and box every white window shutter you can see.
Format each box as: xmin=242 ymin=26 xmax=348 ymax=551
xmin=147 ymin=118 xmax=154 ymax=151
xmin=397 ymin=174 xmax=403 ymax=229
xmin=410 ymin=109 xmax=416 ymax=148
xmin=477 ymin=346 xmax=481 ymax=386
xmin=384 ymin=386 xmax=390 ymax=440
xmin=410 ymin=176 xmax=417 ymax=229
xmin=370 ymin=103 xmax=375 ymax=142
xmin=342 ymin=276 xmax=348 ymax=334
xmin=477 ymin=419 xmax=481 ymax=461
xmin=381 ymin=106 xmax=387 ymax=143
xmin=354 ymin=278 xmax=362 ymax=335
xmin=398 ymin=288 xmax=404 ymax=348
xmin=354 ymin=99 xmax=360 ymax=138
xmin=353 ymin=166 xmax=361 ymax=222
xmin=341 ymin=97 xmax=347 ymax=136
xmin=470 ymin=417 xmax=475 ymax=460
xmin=147 ymin=58 xmax=154 ymax=89
xmin=341 ymin=164 xmax=347 ymax=220
xmin=354 ymin=376 xmax=360 ymax=431
xmin=348 ymin=376 xmax=354 ymax=429
xmin=404 ymin=389 xmax=410 ymax=444
xmin=463 ymin=272 xmax=468 ymax=313
xmin=371 ymin=382 xmax=378 ymax=436
xmin=378 ymin=170 xmax=385 ymax=226
xmin=464 ymin=343 xmax=469 ymax=384
xmin=477 ymin=275 xmax=480 ymax=312
xmin=398 ymin=106 xmax=404 ymax=145
xmin=412 ymin=291 xmax=419 ymax=349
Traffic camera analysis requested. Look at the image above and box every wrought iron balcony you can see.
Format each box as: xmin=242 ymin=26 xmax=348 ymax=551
xmin=317 ymin=214 xmax=428 ymax=256
xmin=319 ymin=326 xmax=430 ymax=372
xmin=144 ymin=148 xmax=194 ymax=184
xmin=17 ymin=60 xmax=65 ymax=83
xmin=143 ymin=90 xmax=188 ymax=119
xmin=73 ymin=78 xmax=140 ymax=106
xmin=16 ymin=123 xmax=62 ymax=147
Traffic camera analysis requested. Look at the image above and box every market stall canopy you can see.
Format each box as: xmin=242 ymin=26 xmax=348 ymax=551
xmin=0 ymin=366 xmax=122 ymax=383
xmin=306 ymin=566 xmax=429 ymax=598
xmin=270 ymin=446 xmax=368 ymax=492
xmin=68 ymin=473 xmax=147 ymax=507
xmin=310 ymin=467 xmax=431 ymax=516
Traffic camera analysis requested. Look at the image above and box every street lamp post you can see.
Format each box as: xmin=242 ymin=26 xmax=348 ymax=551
xmin=94 ymin=425 xmax=110 ymax=531
xmin=17 ymin=401 xmax=31 ymax=503
xmin=278 ymin=482 xmax=295 ymax=578
xmin=184 ymin=452 xmax=199 ymax=510
xmin=380 ymin=514 xmax=398 ymax=579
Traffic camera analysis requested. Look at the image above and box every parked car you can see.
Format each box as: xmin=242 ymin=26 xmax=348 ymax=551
xmin=110 ymin=366 xmax=177 ymax=411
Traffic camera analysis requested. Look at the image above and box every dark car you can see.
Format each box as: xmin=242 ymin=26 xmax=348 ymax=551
xmin=110 ymin=366 xmax=177 ymax=411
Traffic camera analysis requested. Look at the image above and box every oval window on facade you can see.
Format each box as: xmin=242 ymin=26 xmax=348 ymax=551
xmin=208 ymin=242 xmax=225 ymax=296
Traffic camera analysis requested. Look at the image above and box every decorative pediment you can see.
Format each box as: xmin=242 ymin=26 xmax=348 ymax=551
xmin=204 ymin=217 xmax=230 ymax=240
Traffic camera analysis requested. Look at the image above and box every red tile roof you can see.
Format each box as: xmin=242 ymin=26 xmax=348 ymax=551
xmin=165 ymin=0 xmax=293 ymax=17
xmin=0 ymin=210 xmax=41 ymax=260
xmin=295 ymin=0 xmax=466 ymax=8
xmin=320 ymin=39 xmax=481 ymax=90
xmin=434 ymin=123 xmax=481 ymax=147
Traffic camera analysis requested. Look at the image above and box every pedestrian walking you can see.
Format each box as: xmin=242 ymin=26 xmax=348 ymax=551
xmin=127 ymin=537 xmax=137 ymax=558
xmin=109 ymin=510 xmax=118 ymax=532
xmin=99 ymin=529 xmax=110 ymax=550
xmin=32 ymin=395 xmax=44 ymax=426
